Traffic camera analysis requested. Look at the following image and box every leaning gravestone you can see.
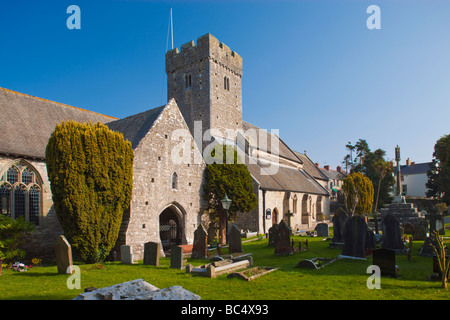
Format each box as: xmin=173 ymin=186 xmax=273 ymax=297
xmin=373 ymin=248 xmax=397 ymax=277
xmin=121 ymin=245 xmax=134 ymax=264
xmin=275 ymin=220 xmax=292 ymax=255
xmin=192 ymin=225 xmax=208 ymax=259
xmin=170 ymin=245 xmax=184 ymax=269
xmin=381 ymin=213 xmax=404 ymax=251
xmin=228 ymin=225 xmax=243 ymax=254
xmin=54 ymin=235 xmax=74 ymax=274
xmin=342 ymin=215 xmax=368 ymax=258
xmin=143 ymin=242 xmax=161 ymax=266
xmin=268 ymin=224 xmax=280 ymax=247
xmin=315 ymin=223 xmax=329 ymax=237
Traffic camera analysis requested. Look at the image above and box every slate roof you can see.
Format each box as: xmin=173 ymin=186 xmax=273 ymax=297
xmin=319 ymin=167 xmax=347 ymax=181
xmin=246 ymin=157 xmax=329 ymax=196
xmin=394 ymin=162 xmax=432 ymax=175
xmin=293 ymin=151 xmax=329 ymax=181
xmin=0 ymin=87 xmax=117 ymax=159
xmin=241 ymin=121 xmax=302 ymax=164
xmin=106 ymin=105 xmax=165 ymax=149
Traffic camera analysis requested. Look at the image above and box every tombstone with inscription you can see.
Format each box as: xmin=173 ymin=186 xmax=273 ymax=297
xmin=143 ymin=242 xmax=161 ymax=266
xmin=228 ymin=225 xmax=243 ymax=254
xmin=315 ymin=223 xmax=329 ymax=237
xmin=192 ymin=225 xmax=208 ymax=259
xmin=381 ymin=213 xmax=404 ymax=251
xmin=54 ymin=235 xmax=74 ymax=274
xmin=373 ymin=248 xmax=397 ymax=277
xmin=170 ymin=246 xmax=184 ymax=269
xmin=275 ymin=220 xmax=293 ymax=255
xmin=342 ymin=215 xmax=368 ymax=258
xmin=268 ymin=224 xmax=280 ymax=247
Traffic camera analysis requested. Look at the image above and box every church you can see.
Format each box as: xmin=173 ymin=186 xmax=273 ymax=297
xmin=0 ymin=33 xmax=329 ymax=260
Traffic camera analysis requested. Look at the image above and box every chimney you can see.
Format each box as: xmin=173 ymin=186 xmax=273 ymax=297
xmin=324 ymin=165 xmax=330 ymax=171
xmin=336 ymin=166 xmax=341 ymax=172
xmin=406 ymin=158 xmax=411 ymax=166
xmin=315 ymin=163 xmax=319 ymax=167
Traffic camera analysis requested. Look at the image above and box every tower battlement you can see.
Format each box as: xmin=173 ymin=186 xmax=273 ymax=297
xmin=166 ymin=33 xmax=242 ymax=77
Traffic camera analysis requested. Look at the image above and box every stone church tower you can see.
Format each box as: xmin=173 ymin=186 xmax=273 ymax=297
xmin=166 ymin=33 xmax=243 ymax=145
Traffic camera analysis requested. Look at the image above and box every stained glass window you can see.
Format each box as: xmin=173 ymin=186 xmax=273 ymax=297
xmin=7 ymin=167 xmax=19 ymax=184
xmin=29 ymin=186 xmax=40 ymax=225
xmin=14 ymin=185 xmax=26 ymax=219
xmin=1 ymin=161 xmax=41 ymax=225
xmin=22 ymin=168 xmax=34 ymax=185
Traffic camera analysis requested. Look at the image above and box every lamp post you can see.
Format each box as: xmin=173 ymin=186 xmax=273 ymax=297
xmin=221 ymin=193 xmax=233 ymax=244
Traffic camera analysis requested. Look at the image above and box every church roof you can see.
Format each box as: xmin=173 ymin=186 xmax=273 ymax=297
xmin=242 ymin=121 xmax=302 ymax=164
xmin=0 ymin=87 xmax=117 ymax=159
xmin=246 ymin=158 xmax=329 ymax=196
xmin=294 ymin=152 xmax=329 ymax=181
xmin=106 ymin=105 xmax=165 ymax=149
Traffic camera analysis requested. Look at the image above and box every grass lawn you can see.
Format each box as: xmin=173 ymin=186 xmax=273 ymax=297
xmin=1 ymin=229 xmax=450 ymax=300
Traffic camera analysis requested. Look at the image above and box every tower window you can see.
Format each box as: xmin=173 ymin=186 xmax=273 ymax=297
xmin=172 ymin=172 xmax=178 ymax=190
xmin=224 ymin=76 xmax=230 ymax=91
xmin=185 ymin=74 xmax=192 ymax=89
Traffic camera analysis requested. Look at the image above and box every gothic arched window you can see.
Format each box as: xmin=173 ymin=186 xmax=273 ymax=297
xmin=0 ymin=160 xmax=42 ymax=225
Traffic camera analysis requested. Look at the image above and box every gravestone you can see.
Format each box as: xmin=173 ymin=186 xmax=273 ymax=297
xmin=429 ymin=213 xmax=445 ymax=235
xmin=143 ymin=242 xmax=161 ymax=266
xmin=192 ymin=225 xmax=208 ymax=259
xmin=121 ymin=245 xmax=134 ymax=264
xmin=381 ymin=214 xmax=404 ymax=251
xmin=342 ymin=215 xmax=368 ymax=258
xmin=170 ymin=245 xmax=184 ymax=269
xmin=331 ymin=208 xmax=348 ymax=243
xmin=315 ymin=223 xmax=329 ymax=237
xmin=268 ymin=224 xmax=280 ymax=247
xmin=228 ymin=225 xmax=243 ymax=254
xmin=54 ymin=235 xmax=74 ymax=274
xmin=373 ymin=248 xmax=397 ymax=277
xmin=207 ymin=223 xmax=217 ymax=245
xmin=274 ymin=220 xmax=292 ymax=255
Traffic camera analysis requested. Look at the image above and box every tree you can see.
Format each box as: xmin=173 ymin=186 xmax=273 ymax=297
xmin=46 ymin=121 xmax=134 ymax=263
xmin=344 ymin=140 xmax=394 ymax=209
xmin=203 ymin=144 xmax=258 ymax=245
xmin=342 ymin=172 xmax=374 ymax=216
xmin=430 ymin=230 xmax=450 ymax=290
xmin=426 ymin=134 xmax=450 ymax=204
xmin=0 ymin=215 xmax=35 ymax=263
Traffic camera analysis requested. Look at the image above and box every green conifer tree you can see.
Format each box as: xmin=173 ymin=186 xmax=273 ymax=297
xmin=46 ymin=121 xmax=133 ymax=263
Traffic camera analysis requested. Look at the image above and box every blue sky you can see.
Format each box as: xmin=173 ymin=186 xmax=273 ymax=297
xmin=1 ymin=0 xmax=449 ymax=170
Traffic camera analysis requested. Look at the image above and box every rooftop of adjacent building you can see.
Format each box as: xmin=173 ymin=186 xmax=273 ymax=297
xmin=394 ymin=158 xmax=432 ymax=175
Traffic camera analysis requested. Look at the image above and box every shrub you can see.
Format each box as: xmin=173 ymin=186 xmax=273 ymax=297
xmin=46 ymin=121 xmax=134 ymax=263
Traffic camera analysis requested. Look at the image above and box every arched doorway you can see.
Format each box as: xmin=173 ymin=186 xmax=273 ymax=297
xmin=272 ymin=208 xmax=279 ymax=226
xmin=159 ymin=205 xmax=183 ymax=252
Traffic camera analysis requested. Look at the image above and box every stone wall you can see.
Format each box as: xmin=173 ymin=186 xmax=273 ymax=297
xmin=166 ymin=33 xmax=243 ymax=146
xmin=116 ymin=100 xmax=207 ymax=260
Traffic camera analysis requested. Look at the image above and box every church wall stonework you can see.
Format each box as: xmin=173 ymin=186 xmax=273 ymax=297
xmin=116 ymin=100 xmax=207 ymax=260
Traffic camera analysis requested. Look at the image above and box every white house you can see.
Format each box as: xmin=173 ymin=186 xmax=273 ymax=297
xmin=393 ymin=158 xmax=432 ymax=198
